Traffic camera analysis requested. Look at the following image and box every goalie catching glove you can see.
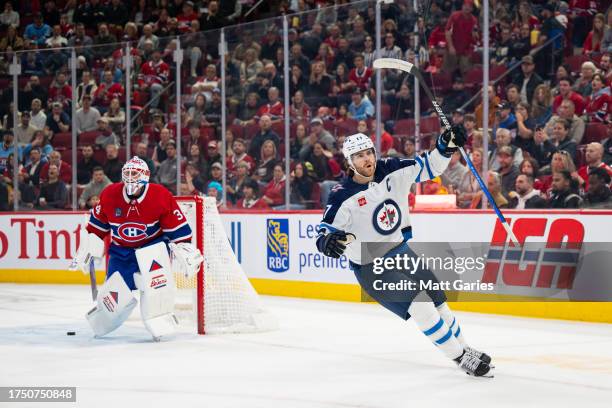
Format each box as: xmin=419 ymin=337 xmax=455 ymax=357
xmin=436 ymin=125 xmax=466 ymax=157
xmin=169 ymin=242 xmax=204 ymax=278
xmin=318 ymin=231 xmax=356 ymax=259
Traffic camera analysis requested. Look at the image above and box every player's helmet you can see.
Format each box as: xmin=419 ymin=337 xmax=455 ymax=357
xmin=342 ymin=133 xmax=376 ymax=170
xmin=122 ymin=156 xmax=150 ymax=196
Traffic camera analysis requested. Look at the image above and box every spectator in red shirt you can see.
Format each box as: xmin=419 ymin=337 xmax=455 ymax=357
xmin=515 ymin=1 xmax=540 ymax=30
xmin=444 ymin=0 xmax=478 ymax=75
xmin=39 ymin=150 xmax=72 ymax=185
xmin=553 ymin=77 xmax=585 ymax=115
xmin=47 ymin=72 xmax=72 ymax=110
xmin=428 ymin=17 xmax=448 ymax=50
xmin=227 ymin=138 xmax=255 ymax=178
xmin=323 ymin=24 xmax=341 ymax=51
xmin=256 ymin=87 xmax=284 ymax=123
xmin=177 ymin=1 xmax=198 ymax=33
xmin=236 ymin=179 xmax=270 ymax=210
xmin=138 ymin=49 xmax=170 ymax=109
xmin=368 ymin=121 xmax=394 ymax=156
xmin=262 ymin=164 xmax=286 ymax=208
xmin=348 ymin=54 xmax=373 ymax=93
xmin=290 ymin=90 xmax=311 ymax=123
xmin=577 ymin=142 xmax=612 ymax=190
xmin=585 ymin=73 xmax=611 ymax=123
xmin=94 ymin=70 xmax=125 ymax=111
xmin=583 ymin=13 xmax=605 ymax=55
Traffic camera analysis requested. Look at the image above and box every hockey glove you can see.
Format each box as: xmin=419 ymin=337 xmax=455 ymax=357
xmin=169 ymin=242 xmax=204 ymax=278
xmin=320 ymin=231 xmax=355 ymax=259
xmin=69 ymin=232 xmax=105 ymax=274
xmin=436 ymin=125 xmax=467 ymax=157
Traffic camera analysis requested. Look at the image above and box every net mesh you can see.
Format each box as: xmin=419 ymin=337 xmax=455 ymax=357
xmin=176 ymin=196 xmax=276 ymax=334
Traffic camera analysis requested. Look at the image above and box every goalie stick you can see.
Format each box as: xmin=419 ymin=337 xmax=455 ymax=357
xmin=373 ymin=58 xmax=520 ymax=246
xmin=89 ymin=259 xmax=98 ymax=301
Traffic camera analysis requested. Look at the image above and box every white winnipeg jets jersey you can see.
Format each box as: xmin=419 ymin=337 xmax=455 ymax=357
xmin=318 ymin=150 xmax=450 ymax=265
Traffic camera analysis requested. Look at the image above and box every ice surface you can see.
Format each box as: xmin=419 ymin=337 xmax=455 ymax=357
xmin=1 ymin=284 xmax=612 ymax=408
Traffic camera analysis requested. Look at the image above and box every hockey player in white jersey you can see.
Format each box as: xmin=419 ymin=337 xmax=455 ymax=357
xmin=316 ymin=128 xmax=493 ymax=377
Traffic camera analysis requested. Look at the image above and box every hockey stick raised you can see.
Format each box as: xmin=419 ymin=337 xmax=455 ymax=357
xmin=373 ymin=58 xmax=520 ymax=246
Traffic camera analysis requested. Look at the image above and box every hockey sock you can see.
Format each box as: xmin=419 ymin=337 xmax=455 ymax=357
xmin=436 ymin=302 xmax=467 ymax=348
xmin=408 ymin=299 xmax=463 ymax=360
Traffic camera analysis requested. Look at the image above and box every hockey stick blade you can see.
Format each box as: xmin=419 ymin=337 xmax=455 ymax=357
xmin=373 ymin=58 xmax=415 ymax=74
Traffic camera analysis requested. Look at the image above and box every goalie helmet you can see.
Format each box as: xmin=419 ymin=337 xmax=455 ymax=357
xmin=122 ymin=156 xmax=150 ymax=196
xmin=342 ymin=133 xmax=376 ymax=171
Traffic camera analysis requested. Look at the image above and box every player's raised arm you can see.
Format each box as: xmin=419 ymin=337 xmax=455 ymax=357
xmin=392 ymin=124 xmax=467 ymax=184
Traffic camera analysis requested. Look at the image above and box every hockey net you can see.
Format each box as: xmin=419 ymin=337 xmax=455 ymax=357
xmin=174 ymin=196 xmax=276 ymax=334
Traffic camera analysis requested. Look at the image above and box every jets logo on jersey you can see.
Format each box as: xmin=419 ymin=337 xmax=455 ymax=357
xmin=372 ymin=199 xmax=402 ymax=235
xmin=117 ymin=222 xmax=148 ymax=242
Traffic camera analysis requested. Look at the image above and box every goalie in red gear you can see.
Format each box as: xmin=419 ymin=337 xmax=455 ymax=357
xmin=82 ymin=156 xmax=195 ymax=289
xmin=70 ymin=156 xmax=203 ymax=340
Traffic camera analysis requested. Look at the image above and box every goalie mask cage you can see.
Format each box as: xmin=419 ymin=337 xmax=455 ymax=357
xmin=174 ymin=196 xmax=276 ymax=334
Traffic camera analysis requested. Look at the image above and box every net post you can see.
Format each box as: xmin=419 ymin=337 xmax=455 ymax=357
xmin=195 ymin=195 xmax=205 ymax=334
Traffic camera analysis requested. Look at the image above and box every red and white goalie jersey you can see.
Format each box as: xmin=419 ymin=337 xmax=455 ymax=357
xmin=86 ymin=182 xmax=192 ymax=248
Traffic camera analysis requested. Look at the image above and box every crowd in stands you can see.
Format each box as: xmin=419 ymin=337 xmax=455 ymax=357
xmin=0 ymin=0 xmax=610 ymax=212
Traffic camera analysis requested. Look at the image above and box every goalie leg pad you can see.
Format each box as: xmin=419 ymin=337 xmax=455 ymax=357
xmin=134 ymin=241 xmax=178 ymax=339
xmin=86 ymin=272 xmax=137 ymax=337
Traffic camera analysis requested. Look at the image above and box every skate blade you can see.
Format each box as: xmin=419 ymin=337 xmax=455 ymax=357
xmin=465 ymin=366 xmax=495 ymax=378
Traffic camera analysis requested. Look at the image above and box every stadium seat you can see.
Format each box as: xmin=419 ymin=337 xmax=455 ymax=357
xmin=583 ymin=123 xmax=610 ymax=144
xmin=78 ymin=131 xmax=101 ymax=146
xmin=62 ymin=149 xmax=73 ymax=166
xmin=464 ymin=66 xmax=484 ymax=89
xmin=335 ymin=118 xmax=358 ymax=136
xmin=271 ymin=122 xmax=285 ymax=138
xmin=426 ymin=71 xmax=453 ymax=94
xmin=244 ymin=123 xmax=259 ymax=139
xmin=381 ymin=104 xmax=391 ymax=122
xmin=228 ymin=124 xmax=244 ymax=139
xmin=575 ymin=144 xmax=587 ymax=168
xmin=420 ymin=116 xmax=441 ymax=135
xmin=322 ymin=120 xmax=335 ymax=135
xmin=394 ymin=119 xmax=415 ymax=137
xmin=565 ymin=55 xmax=590 ymax=73
xmin=53 ymin=132 xmax=72 ymax=149
xmin=93 ymin=149 xmax=106 ymax=164
xmin=489 ymin=64 xmax=506 ymax=81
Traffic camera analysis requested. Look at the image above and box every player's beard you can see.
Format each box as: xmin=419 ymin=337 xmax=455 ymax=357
xmin=353 ymin=159 xmax=376 ymax=179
